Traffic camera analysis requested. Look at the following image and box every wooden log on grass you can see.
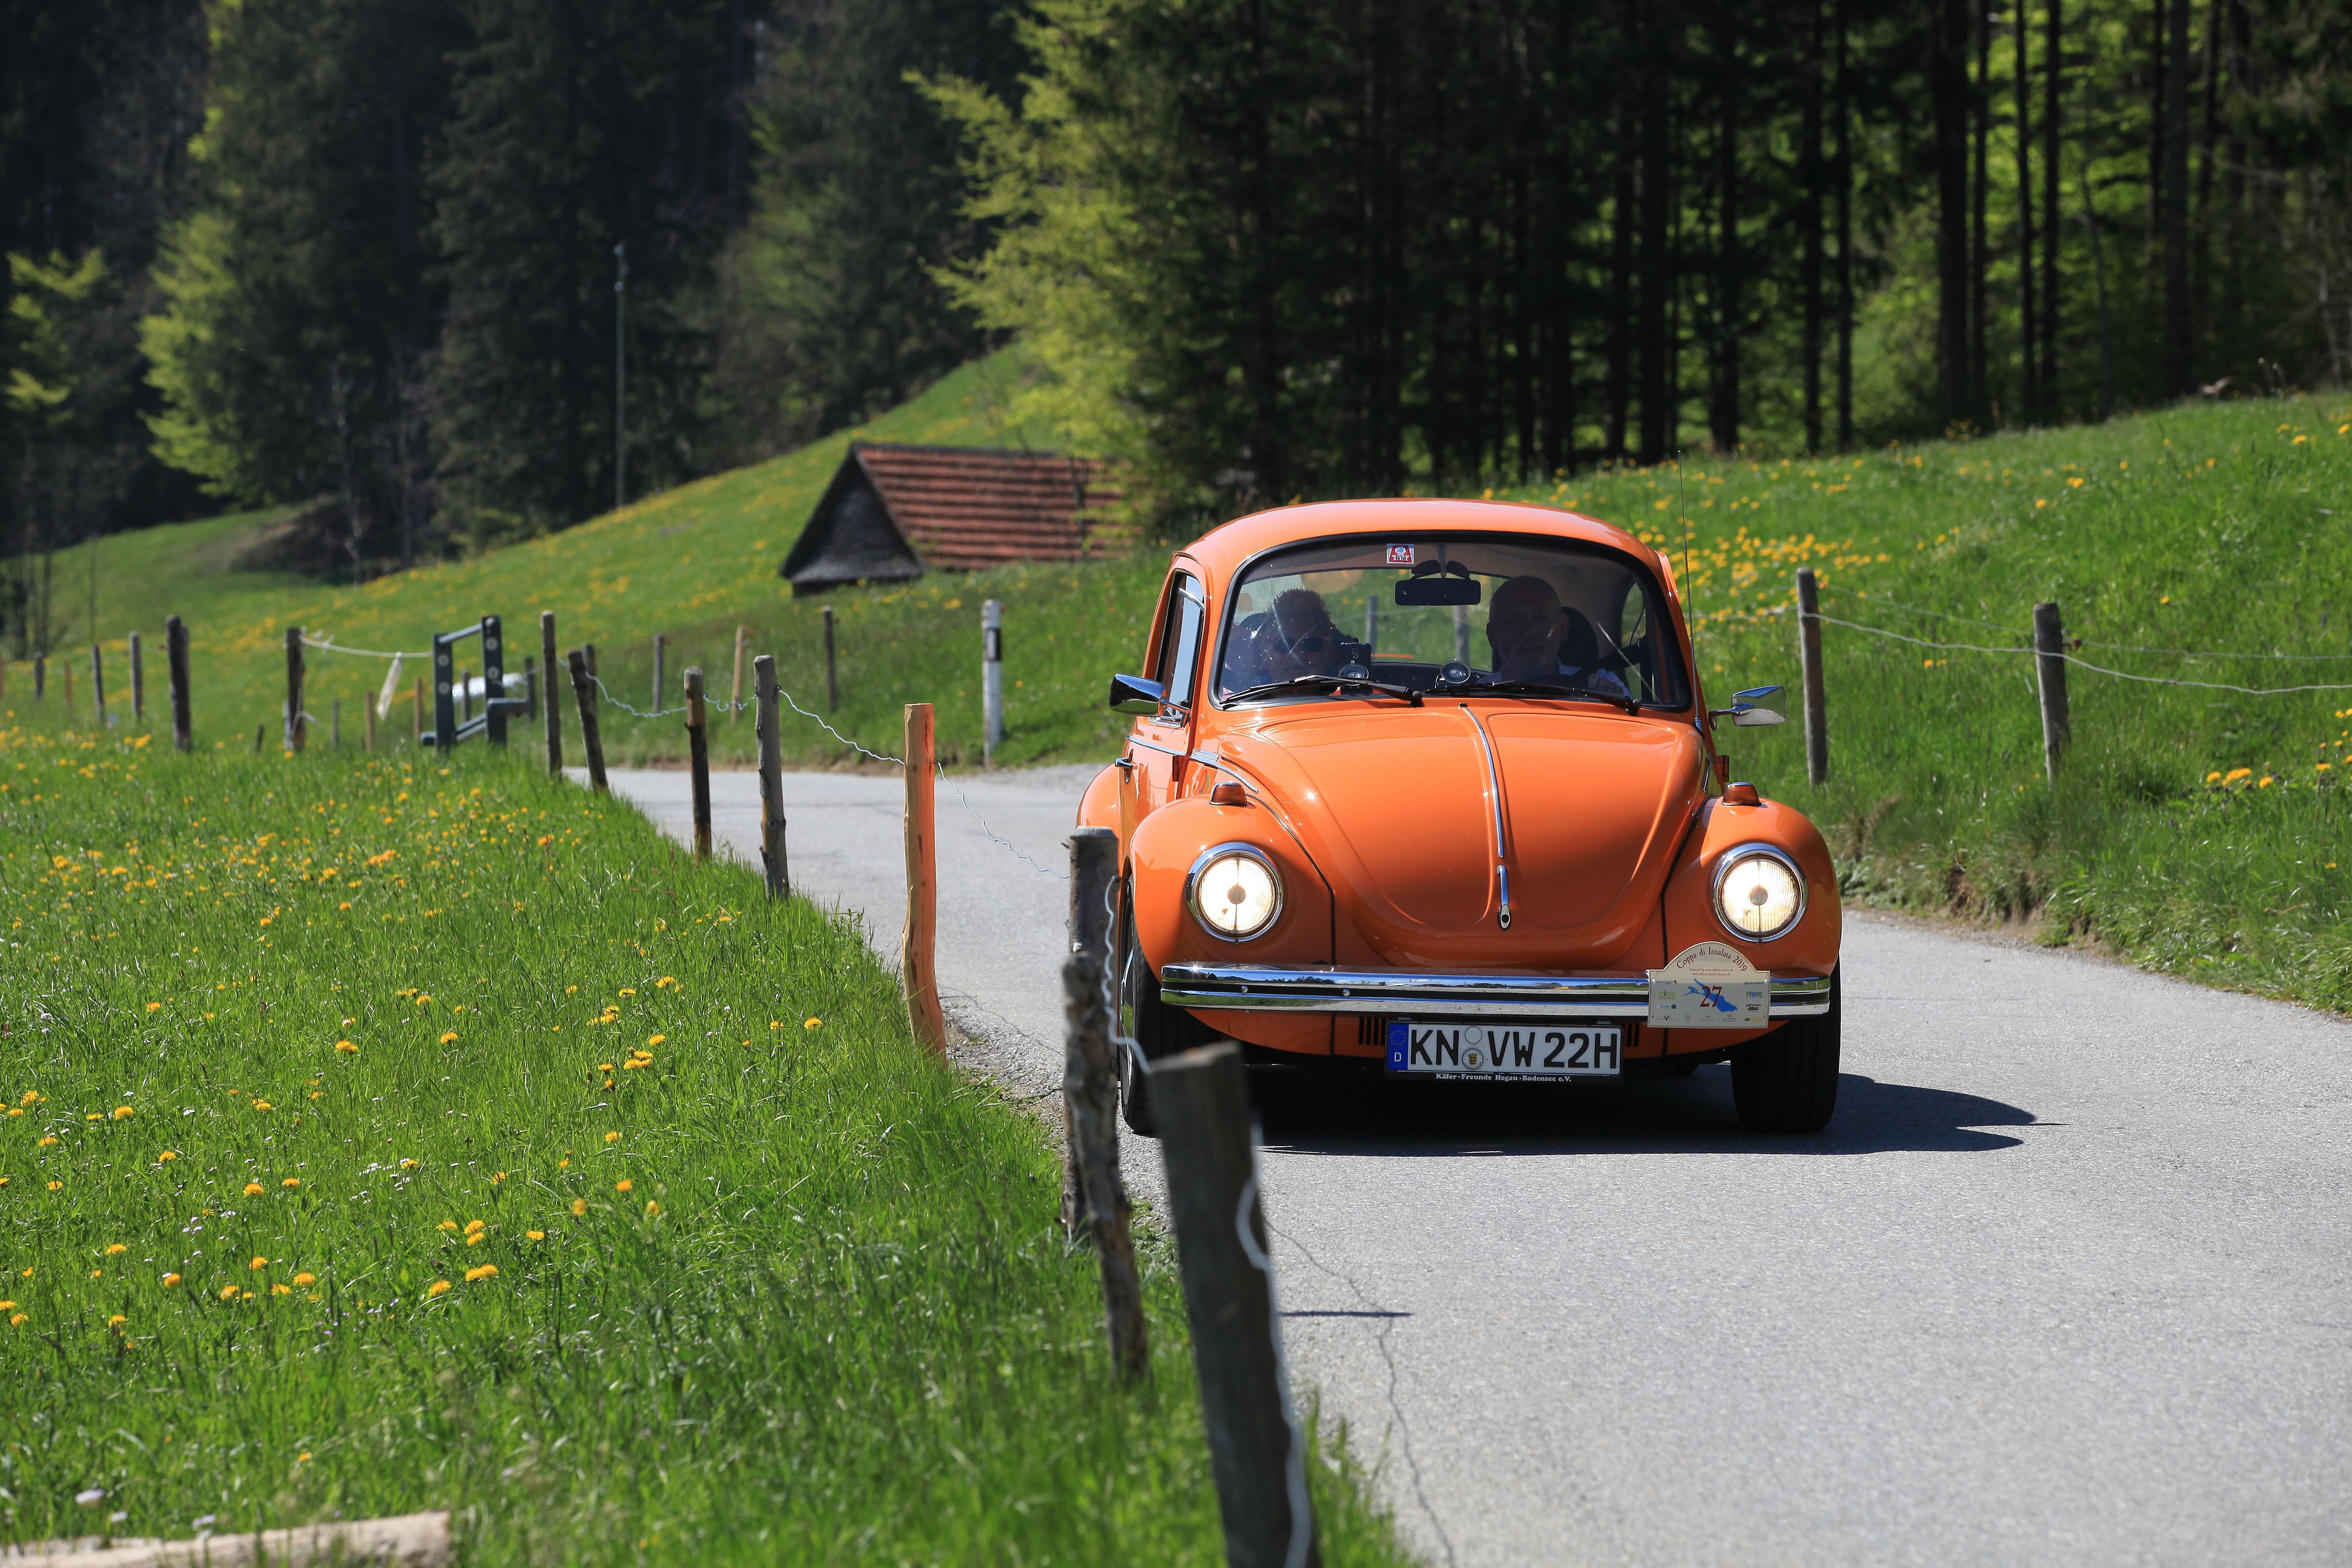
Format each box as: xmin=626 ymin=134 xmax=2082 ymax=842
xmin=165 ymin=617 xmax=190 ymax=751
xmin=22 ymin=1507 xmax=449 ymax=1567
xmin=1063 ymin=827 xmax=1147 ymax=1379
xmin=1155 ymin=1041 xmax=1320 ymax=1568
xmin=684 ymin=666 xmax=712 ymax=860
xmin=901 ymin=702 xmax=945 ymax=1054
xmin=567 ymin=649 xmax=608 ymax=794
xmin=541 ymin=611 xmax=563 ymax=775
xmin=753 ymin=653 xmax=788 ymax=899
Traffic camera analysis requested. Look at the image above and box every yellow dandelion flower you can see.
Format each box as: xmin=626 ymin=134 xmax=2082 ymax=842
xmin=335 ymin=1041 xmax=359 ymax=1054
xmin=2207 ymin=771 xmax=2223 ymax=783
xmin=292 ymin=1272 xmax=315 ymax=1286
xmin=604 ymin=1131 xmax=621 ymax=1143
xmin=158 ymin=1150 xmax=177 ymax=1162
xmin=112 ymin=1106 xmax=132 ymax=1120
xmin=298 ymin=1452 xmax=312 ymax=1462
xmin=437 ymin=1219 xmax=459 ymax=1233
xmin=282 ymin=1178 xmax=300 ymax=1189
xmin=465 ymin=1264 xmax=498 ymax=1282
xmin=644 ymin=1033 xmax=665 ymax=1047
xmin=37 ymin=1136 xmax=58 ymax=1147
xmin=597 ymin=1063 xmax=614 ymax=1073
xmin=271 ymin=1283 xmax=292 ymax=1297
xmin=803 ymin=1017 xmax=822 ymax=1030
xmin=769 ymin=1020 xmax=782 ymax=1030
xmin=109 ymin=1314 xmax=128 ymax=1327
xmin=464 ymin=1219 xmax=484 ymax=1234
xmin=615 ymin=1179 xmax=632 ymax=1193
xmin=252 ymin=1099 xmax=271 ymax=1111
xmin=145 ymin=1002 xmax=162 ymax=1013
xmin=219 ymin=1285 xmax=239 ymax=1301
xmin=644 ymin=1200 xmax=659 ymax=1216
xmin=161 ymin=1274 xmax=181 ymax=1288
xmin=9 ymin=1313 xmax=26 ymax=1327
xmin=557 ymin=1158 xmax=570 ymax=1169
xmin=90 ymin=1269 xmax=103 ymax=1279
xmin=438 ymin=1032 xmax=459 ymax=1044
xmin=105 ymin=1243 xmax=126 ymax=1256
xmin=525 ymin=1230 xmax=545 ymax=1241
xmin=618 ymin=987 xmax=635 ymax=997
xmin=243 ymin=1183 xmax=264 ymax=1196
xmin=249 ymin=1256 xmax=269 ymax=1271
xmin=426 ymin=1280 xmax=451 ymax=1298
xmin=571 ymin=1199 xmax=588 ymax=1217
xmin=47 ymin=1181 xmax=63 ymax=1191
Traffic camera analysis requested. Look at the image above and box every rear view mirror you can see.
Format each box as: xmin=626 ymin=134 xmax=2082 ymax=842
xmin=1732 ymin=707 xmax=1784 ymax=727
xmin=1109 ymin=672 xmax=1166 ymax=715
xmin=1395 ymin=576 xmax=1482 ymax=607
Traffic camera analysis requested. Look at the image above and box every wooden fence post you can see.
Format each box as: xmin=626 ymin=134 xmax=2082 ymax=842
xmin=129 ymin=632 xmax=143 ymax=721
xmin=730 ymin=624 xmax=748 ymax=725
xmin=541 ymin=611 xmax=564 ymax=775
xmin=284 ymin=627 xmax=306 ymax=752
xmin=2034 ymin=600 xmax=2071 ymax=781
xmin=33 ymin=650 xmax=43 ymax=701
xmin=411 ymin=678 xmax=423 ymax=745
xmin=62 ymin=660 xmax=73 ymax=718
xmin=1155 ymin=1042 xmax=1320 ymax=1568
xmin=252 ymin=722 xmax=264 ymax=753
xmin=823 ymin=606 xmax=838 ymax=711
xmin=332 ymin=697 xmax=342 ymax=749
xmin=901 ymin=703 xmax=946 ymax=1054
xmin=652 ymin=633 xmax=666 ymax=714
xmin=365 ymin=694 xmax=377 ymax=753
xmin=1064 ymin=827 xmax=1147 ymax=1379
xmin=89 ymin=644 xmax=106 ymax=726
xmin=567 ymin=649 xmax=608 ymax=794
xmin=981 ymin=599 xmax=1004 ymax=767
xmin=753 ymin=653 xmax=787 ymax=899
xmin=684 ymin=667 xmax=712 ymax=860
xmin=1796 ymin=567 xmax=1829 ymax=786
xmin=166 ymin=617 xmax=190 ymax=751
xmin=523 ymin=657 xmax=538 ymax=721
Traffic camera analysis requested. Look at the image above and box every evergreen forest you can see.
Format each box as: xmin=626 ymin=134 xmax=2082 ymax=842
xmin=5 ymin=0 xmax=2351 ymax=649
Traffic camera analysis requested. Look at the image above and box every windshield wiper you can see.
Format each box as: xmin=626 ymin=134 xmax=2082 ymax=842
xmin=1449 ymin=678 xmax=1641 ymax=714
xmin=1224 ymin=673 xmax=1423 ymax=707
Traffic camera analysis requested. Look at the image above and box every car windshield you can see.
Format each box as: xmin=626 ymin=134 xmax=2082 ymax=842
xmin=1215 ymin=534 xmax=1689 ymax=709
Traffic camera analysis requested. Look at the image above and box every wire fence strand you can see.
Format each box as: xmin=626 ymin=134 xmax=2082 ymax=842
xmin=1813 ymin=613 xmax=2352 ymax=693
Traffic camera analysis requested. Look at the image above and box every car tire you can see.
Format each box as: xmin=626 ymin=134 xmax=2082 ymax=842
xmin=1117 ymin=890 xmax=1217 ymax=1139
xmin=1731 ymin=965 xmax=1840 ymax=1133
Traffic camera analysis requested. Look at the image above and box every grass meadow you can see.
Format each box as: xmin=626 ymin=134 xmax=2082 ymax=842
xmin=0 ymin=715 xmax=1411 ymax=1564
xmin=14 ymin=366 xmax=2349 ymax=1010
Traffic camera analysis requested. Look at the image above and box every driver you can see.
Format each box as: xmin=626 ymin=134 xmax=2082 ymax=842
xmin=1259 ymin=588 xmax=1346 ymax=683
xmin=1486 ymin=575 xmax=1630 ymax=697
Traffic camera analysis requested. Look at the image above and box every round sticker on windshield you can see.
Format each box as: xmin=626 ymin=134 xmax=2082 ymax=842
xmin=1385 ymin=544 xmax=1414 ymax=566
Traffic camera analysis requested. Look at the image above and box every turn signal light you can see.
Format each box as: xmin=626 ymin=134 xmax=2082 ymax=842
xmin=1209 ymin=781 xmax=1247 ymax=806
xmin=1722 ymin=781 xmax=1761 ymax=806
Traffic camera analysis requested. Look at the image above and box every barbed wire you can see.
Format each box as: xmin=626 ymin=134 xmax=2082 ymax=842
xmin=1813 ymin=614 xmax=2352 ymax=693
xmin=1829 ymin=593 xmax=2352 ymax=661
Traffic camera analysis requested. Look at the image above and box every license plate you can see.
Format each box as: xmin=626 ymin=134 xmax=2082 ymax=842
xmin=1382 ymin=1019 xmax=1621 ymax=1079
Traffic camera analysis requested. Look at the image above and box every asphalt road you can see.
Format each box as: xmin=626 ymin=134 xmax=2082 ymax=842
xmin=601 ymin=764 xmax=2352 ymax=1567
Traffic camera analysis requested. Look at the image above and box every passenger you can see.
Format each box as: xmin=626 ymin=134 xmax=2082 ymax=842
xmin=1485 ymin=575 xmax=1631 ymax=698
xmin=1259 ymin=588 xmax=1346 ymax=684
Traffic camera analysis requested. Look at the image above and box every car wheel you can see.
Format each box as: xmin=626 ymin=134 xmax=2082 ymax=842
xmin=1117 ymin=889 xmax=1216 ymax=1139
xmin=1731 ymin=965 xmax=1840 ymax=1133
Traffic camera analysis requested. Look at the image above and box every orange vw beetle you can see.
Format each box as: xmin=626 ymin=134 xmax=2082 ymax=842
xmin=1076 ymin=499 xmax=1843 ymax=1135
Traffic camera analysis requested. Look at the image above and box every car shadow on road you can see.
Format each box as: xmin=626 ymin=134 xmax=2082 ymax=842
xmin=1254 ymin=1065 xmax=2036 ymax=1156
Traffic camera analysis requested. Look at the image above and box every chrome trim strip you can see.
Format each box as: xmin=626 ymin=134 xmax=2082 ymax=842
xmin=1159 ymin=963 xmax=1834 ymax=1019
xmin=1460 ymin=703 xmax=1512 ymax=930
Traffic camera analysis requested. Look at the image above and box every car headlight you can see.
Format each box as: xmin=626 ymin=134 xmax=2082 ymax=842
xmin=1713 ymin=846 xmax=1805 ymax=941
xmin=1189 ymin=844 xmax=1284 ymax=939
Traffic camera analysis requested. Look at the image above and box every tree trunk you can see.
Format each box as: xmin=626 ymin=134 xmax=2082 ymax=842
xmin=1637 ymin=60 xmax=1673 ymax=464
xmin=2164 ymin=0 xmax=2192 ymax=394
xmin=1711 ymin=37 xmax=1740 ymax=456
xmin=2016 ymin=0 xmax=2038 ymax=423
xmin=1971 ymin=0 xmax=1990 ymax=423
xmin=1933 ymin=0 xmax=1972 ymax=429
xmin=1834 ymin=0 xmax=1854 ymax=451
xmin=1802 ymin=0 xmax=1825 ymax=455
xmin=2042 ymin=0 xmax=2063 ymax=412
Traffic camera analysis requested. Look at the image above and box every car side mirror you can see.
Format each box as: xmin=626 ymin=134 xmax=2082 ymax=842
xmin=1109 ymin=673 xmax=1165 ymax=715
xmin=1731 ymin=707 xmax=1784 ymax=727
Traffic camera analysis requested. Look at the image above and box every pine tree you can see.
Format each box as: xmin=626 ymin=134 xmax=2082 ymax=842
xmin=429 ymin=0 xmax=734 ymax=544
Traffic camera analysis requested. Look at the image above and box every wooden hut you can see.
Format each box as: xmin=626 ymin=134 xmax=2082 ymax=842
xmin=778 ymin=442 xmax=1127 ymax=593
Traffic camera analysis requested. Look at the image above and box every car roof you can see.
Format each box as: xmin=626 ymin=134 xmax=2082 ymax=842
xmin=1173 ymin=498 xmax=1668 ymax=590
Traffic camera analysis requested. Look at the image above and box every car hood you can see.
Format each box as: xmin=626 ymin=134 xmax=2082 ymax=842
xmin=1212 ymin=701 xmax=1705 ymax=968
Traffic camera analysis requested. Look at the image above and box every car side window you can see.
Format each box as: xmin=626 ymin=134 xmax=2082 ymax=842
xmin=1156 ymin=573 xmax=1206 ymax=710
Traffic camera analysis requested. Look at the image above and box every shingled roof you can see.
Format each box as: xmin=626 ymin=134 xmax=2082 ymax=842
xmin=778 ymin=442 xmax=1129 ymax=592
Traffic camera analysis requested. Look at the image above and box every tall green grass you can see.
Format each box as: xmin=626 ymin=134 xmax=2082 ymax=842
xmin=0 ymin=715 xmax=1411 ymax=1565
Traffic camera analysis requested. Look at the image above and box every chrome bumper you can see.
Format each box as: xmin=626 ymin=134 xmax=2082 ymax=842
xmin=1159 ymin=963 xmax=1834 ymax=1018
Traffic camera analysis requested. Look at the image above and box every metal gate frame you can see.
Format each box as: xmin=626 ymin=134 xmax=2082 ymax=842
xmin=421 ymin=615 xmax=527 ymax=752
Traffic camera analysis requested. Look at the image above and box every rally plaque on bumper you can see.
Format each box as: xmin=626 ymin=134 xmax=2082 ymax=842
xmin=1384 ymin=1019 xmax=1622 ymax=1079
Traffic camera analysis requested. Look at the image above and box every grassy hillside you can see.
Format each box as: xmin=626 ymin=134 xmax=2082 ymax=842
xmin=11 ymin=367 xmax=2348 ymax=1012
xmin=0 ymin=724 xmax=1410 ymax=1563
